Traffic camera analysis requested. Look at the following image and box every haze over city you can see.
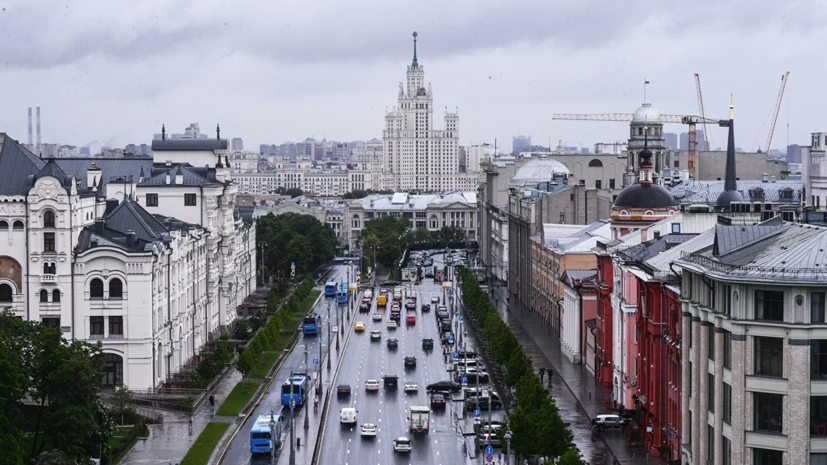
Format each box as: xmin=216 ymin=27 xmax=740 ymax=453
xmin=0 ymin=0 xmax=822 ymax=152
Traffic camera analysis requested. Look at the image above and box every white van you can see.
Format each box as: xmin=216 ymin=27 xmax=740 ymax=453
xmin=340 ymin=407 xmax=357 ymax=424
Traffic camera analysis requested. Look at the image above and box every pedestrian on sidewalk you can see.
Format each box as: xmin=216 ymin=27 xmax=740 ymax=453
xmin=188 ymin=414 xmax=193 ymax=427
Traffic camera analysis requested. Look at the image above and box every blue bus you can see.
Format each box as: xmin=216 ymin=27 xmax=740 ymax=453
xmin=281 ymin=373 xmax=309 ymax=407
xmin=337 ymin=283 xmax=349 ymax=304
xmin=302 ymin=313 xmax=321 ymax=335
xmin=324 ymin=281 xmax=337 ymax=297
xmin=250 ymin=414 xmax=282 ymax=454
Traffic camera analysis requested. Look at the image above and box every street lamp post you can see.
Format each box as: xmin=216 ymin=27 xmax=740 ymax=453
xmin=289 ymin=369 xmax=295 ymax=465
xmin=504 ymin=429 xmax=512 ymax=465
xmin=327 ymin=309 xmax=332 ymax=370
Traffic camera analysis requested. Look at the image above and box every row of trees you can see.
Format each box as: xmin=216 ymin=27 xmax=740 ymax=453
xmin=256 ymin=213 xmax=338 ymax=277
xmin=458 ymin=269 xmax=586 ymax=465
xmin=236 ymin=277 xmax=315 ymax=381
xmin=359 ymin=216 xmax=470 ymax=277
xmin=0 ymin=311 xmax=112 ymax=465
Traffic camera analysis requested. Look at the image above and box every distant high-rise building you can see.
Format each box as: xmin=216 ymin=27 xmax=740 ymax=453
xmin=231 ymin=138 xmax=244 ymax=151
xmin=787 ymin=144 xmax=802 ymax=164
xmin=679 ymin=130 xmax=706 ymax=151
xmin=80 ymin=147 xmax=91 ymax=156
xmin=512 ymin=135 xmax=531 ymax=153
xmin=664 ymin=132 xmax=678 ymax=151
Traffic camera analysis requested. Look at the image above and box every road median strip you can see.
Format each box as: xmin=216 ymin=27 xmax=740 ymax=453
xmin=180 ymin=422 xmax=231 ymax=465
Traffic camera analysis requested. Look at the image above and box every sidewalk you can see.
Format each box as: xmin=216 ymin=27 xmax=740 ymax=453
xmin=491 ymin=285 xmax=667 ymax=465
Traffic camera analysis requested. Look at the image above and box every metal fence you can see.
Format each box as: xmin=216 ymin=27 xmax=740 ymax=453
xmin=679 ymin=252 xmax=827 ymax=280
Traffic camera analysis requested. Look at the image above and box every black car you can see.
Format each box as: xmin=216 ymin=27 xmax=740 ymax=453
xmin=359 ymin=302 xmax=370 ymax=312
xmin=440 ymin=321 xmax=452 ymax=333
xmin=421 ymin=304 xmax=430 ymax=312
xmin=380 ymin=280 xmax=400 ymax=287
xmin=455 ymin=350 xmax=478 ymax=360
xmin=384 ymin=375 xmax=398 ymax=389
xmin=426 ymin=380 xmax=461 ymax=393
xmin=337 ymin=384 xmax=351 ymax=396
xmin=387 ymin=338 xmax=399 ymax=349
xmin=430 ymin=393 xmax=447 ymax=408
xmin=456 ymin=371 xmax=490 ymax=384
xmin=436 ymin=310 xmax=449 ymax=321
xmin=404 ymin=356 xmax=417 ymax=368
xmin=464 ymin=395 xmax=502 ymax=410
xmin=421 ymin=338 xmax=434 ymax=350
xmin=390 ymin=312 xmax=401 ymax=321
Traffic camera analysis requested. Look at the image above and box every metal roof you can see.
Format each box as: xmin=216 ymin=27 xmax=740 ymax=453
xmin=712 ymin=223 xmax=784 ymax=257
xmin=151 ymin=139 xmax=228 ymax=151
xmin=352 ymin=192 xmax=476 ymax=211
xmin=669 ymin=179 xmax=801 ymax=205
xmin=0 ymin=134 xmax=47 ymax=195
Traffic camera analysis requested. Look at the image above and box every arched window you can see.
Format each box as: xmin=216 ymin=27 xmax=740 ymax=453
xmin=0 ymin=284 xmax=13 ymax=302
xmin=43 ymin=262 xmax=56 ymax=274
xmin=109 ymin=278 xmax=123 ymax=299
xmin=12 ymin=221 xmax=24 ymax=230
xmin=589 ymin=159 xmax=603 ymax=168
xmin=53 ymin=290 xmax=61 ymax=303
xmin=0 ymin=221 xmax=8 ymax=230
xmin=40 ymin=289 xmax=48 ymax=303
xmin=43 ymin=211 xmax=55 ymax=228
xmin=90 ymin=278 xmax=104 ymax=299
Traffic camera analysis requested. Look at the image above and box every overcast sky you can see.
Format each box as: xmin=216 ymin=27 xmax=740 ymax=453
xmin=0 ymin=0 xmax=823 ymax=154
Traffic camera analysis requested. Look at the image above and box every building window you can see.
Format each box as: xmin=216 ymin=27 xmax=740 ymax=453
xmin=90 ymin=278 xmax=104 ymax=299
xmin=723 ymin=436 xmax=731 ymax=465
xmin=588 ymin=159 xmax=603 ymax=167
xmin=755 ymin=290 xmax=784 ymax=321
xmin=109 ymin=278 xmax=123 ymax=299
xmin=13 ymin=220 xmax=23 ymax=230
xmin=594 ymin=180 xmax=602 ymax=189
xmin=0 ymin=221 xmax=7 ymax=229
xmin=708 ymin=325 xmax=715 ymax=361
xmin=39 ymin=289 xmax=48 ymax=303
xmin=43 ymin=262 xmax=56 ymax=274
xmin=755 ymin=337 xmax=783 ymax=377
xmin=708 ymin=373 xmax=715 ymax=412
xmin=812 ymin=340 xmax=827 ymax=379
xmin=707 ymin=425 xmax=715 ymax=462
xmin=0 ymin=284 xmax=12 ymax=302
xmin=754 ymin=392 xmax=783 ymax=433
xmin=578 ymin=179 xmax=585 ymax=187
xmin=43 ymin=211 xmax=55 ymax=228
xmin=812 ymin=397 xmax=827 ymax=436
xmin=609 ymin=179 xmax=616 ymax=189
xmin=723 ymin=382 xmax=732 ymax=424
xmin=90 ymin=316 xmax=104 ymax=336
xmin=754 ymin=449 xmax=783 ymax=465
xmin=52 ymin=290 xmax=60 ymax=303
xmin=723 ymin=330 xmax=732 ymax=369
xmin=814 ymin=292 xmax=826 ymax=323
xmin=671 ymin=223 xmax=681 ymax=233
xmin=43 ymin=232 xmax=55 ymax=252
xmin=146 ymin=194 xmax=159 ymax=207
xmin=812 ymin=454 xmax=827 ymax=465
xmin=109 ymin=316 xmax=123 ymax=336
xmin=42 ymin=317 xmax=60 ymax=328
xmin=184 ymin=194 xmax=197 ymax=206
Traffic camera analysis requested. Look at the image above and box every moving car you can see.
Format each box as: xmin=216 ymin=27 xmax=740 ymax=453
xmin=421 ymin=303 xmax=430 ymax=312
xmin=405 ymin=299 xmax=416 ymax=310
xmin=404 ymin=381 xmax=418 ymax=392
xmin=393 ymin=437 xmax=412 ymax=453
xmin=370 ymin=331 xmax=382 ymax=341
xmin=386 ymin=338 xmax=398 ymax=349
xmin=430 ymin=393 xmax=447 ymax=408
xmin=360 ymin=423 xmax=378 ymax=437
xmin=340 ymin=407 xmax=357 ymax=424
xmin=383 ymin=375 xmax=398 ymax=389
xmin=431 ymin=296 xmax=439 ymax=304
xmin=421 ymin=338 xmax=434 ymax=350
xmin=592 ymin=414 xmax=627 ymax=431
xmin=406 ymin=314 xmax=416 ymax=324
xmin=337 ymin=384 xmax=351 ymax=397
xmin=372 ymin=312 xmax=383 ymax=321
xmin=404 ymin=356 xmax=417 ymax=368
xmin=389 ymin=311 xmax=401 ymax=321
xmin=365 ymin=380 xmax=380 ymax=391
xmin=387 ymin=320 xmax=398 ymax=329
xmin=426 ymin=380 xmax=461 ymax=393
xmin=354 ymin=322 xmax=365 ymax=332
xmin=360 ymin=301 xmax=370 ymax=312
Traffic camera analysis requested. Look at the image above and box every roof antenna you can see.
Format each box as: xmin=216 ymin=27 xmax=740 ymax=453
xmin=216 ymin=124 xmax=221 ymax=140
xmin=162 ymin=124 xmax=166 ymax=141
xmin=412 ymin=31 xmax=419 ymax=67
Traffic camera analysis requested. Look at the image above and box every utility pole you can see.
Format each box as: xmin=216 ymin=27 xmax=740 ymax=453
xmin=289 ymin=369 xmax=295 ymax=465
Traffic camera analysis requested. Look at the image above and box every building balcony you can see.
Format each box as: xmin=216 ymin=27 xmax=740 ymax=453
xmin=40 ymin=274 xmax=57 ymax=284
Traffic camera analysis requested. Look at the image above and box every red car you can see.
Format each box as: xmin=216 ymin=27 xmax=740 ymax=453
xmin=406 ymin=315 xmax=416 ymax=325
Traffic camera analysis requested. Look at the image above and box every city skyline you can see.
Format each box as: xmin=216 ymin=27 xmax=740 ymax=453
xmin=0 ymin=1 xmax=820 ymax=153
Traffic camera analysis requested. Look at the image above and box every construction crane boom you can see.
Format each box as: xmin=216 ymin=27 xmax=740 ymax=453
xmin=552 ymin=113 xmax=688 ymax=123
xmin=764 ymin=71 xmax=790 ymax=153
xmin=694 ymin=74 xmax=711 ymax=151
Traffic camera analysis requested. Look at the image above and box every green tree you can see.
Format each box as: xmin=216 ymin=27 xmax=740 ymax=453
xmin=233 ymin=321 xmax=251 ymax=342
xmin=0 ymin=341 xmax=24 ymax=465
xmin=287 ymin=235 xmax=314 ymax=272
xmin=504 ymin=347 xmax=532 ymax=387
xmin=556 ymin=447 xmax=588 ymax=465
xmin=342 ymin=190 xmax=368 ymax=199
xmin=110 ymin=385 xmax=136 ymax=426
xmin=236 ymin=350 xmax=255 ymax=383
xmin=32 ymin=451 xmax=94 ymax=465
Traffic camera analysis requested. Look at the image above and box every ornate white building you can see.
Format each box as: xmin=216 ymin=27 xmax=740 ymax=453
xmin=382 ymin=33 xmax=479 ymax=193
xmin=0 ymin=131 xmax=256 ymax=390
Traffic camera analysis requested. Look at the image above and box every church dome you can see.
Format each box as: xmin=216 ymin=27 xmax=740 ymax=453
xmin=510 ymin=158 xmax=571 ymax=187
xmin=613 ymin=182 xmax=676 ymax=209
xmin=632 ymin=103 xmax=661 ymax=124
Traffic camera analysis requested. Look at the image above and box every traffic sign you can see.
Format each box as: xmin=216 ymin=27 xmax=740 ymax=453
xmin=313 ymin=358 xmax=319 ymax=365
xmin=368 ymin=267 xmax=372 ymax=273
xmin=485 ymin=453 xmax=493 ymax=462
xmin=458 ymin=316 xmax=464 ymax=322
xmin=447 ymin=335 xmax=454 ymax=342
xmin=485 ymin=445 xmax=494 ymax=454
xmin=290 ymin=399 xmax=296 ymax=408
xmin=291 ymin=262 xmax=295 ymax=270
xmin=453 ymin=352 xmax=459 ymax=359
xmin=462 ymin=376 xmax=468 ymax=385
xmin=474 ymin=409 xmax=481 ymax=418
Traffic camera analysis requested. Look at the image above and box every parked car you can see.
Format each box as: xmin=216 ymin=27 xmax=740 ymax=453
xmin=384 ymin=375 xmax=399 ymax=389
xmin=386 ymin=338 xmax=398 ymax=349
xmin=457 ymin=371 xmax=490 ymax=384
xmin=337 ymin=384 xmax=351 ymax=397
xmin=427 ymin=380 xmax=461 ymax=393
xmin=404 ymin=356 xmax=417 ymax=368
xmin=421 ymin=338 xmax=434 ymax=350
xmin=360 ymin=423 xmax=378 ymax=437
xmin=475 ymin=432 xmax=502 ymax=449
xmin=393 ymin=437 xmax=412 ymax=453
xmin=442 ymin=332 xmax=455 ymax=344
xmin=592 ymin=414 xmax=627 ymax=431
xmin=464 ymin=394 xmax=502 ymax=410
xmin=430 ymin=393 xmax=447 ymax=408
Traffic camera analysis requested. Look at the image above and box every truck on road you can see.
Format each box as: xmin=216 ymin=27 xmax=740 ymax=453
xmin=409 ymin=406 xmax=430 ymax=434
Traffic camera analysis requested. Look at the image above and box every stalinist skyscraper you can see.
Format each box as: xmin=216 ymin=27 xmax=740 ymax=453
xmin=383 ymin=32 xmax=476 ymax=192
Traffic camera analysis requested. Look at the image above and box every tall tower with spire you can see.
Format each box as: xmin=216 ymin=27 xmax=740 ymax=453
xmin=382 ymin=32 xmax=462 ymax=192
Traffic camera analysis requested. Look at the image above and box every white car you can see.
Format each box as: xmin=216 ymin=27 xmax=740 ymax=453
xmin=340 ymin=407 xmax=357 ymax=424
xmin=431 ymin=296 xmax=439 ymax=304
xmin=387 ymin=320 xmax=398 ymax=329
xmin=372 ymin=312 xmax=383 ymax=321
xmin=404 ymin=381 xmax=418 ymax=392
xmin=360 ymin=423 xmax=378 ymax=437
xmin=364 ymin=289 xmax=373 ymax=299
xmin=393 ymin=436 xmax=412 ymax=453
xmin=365 ymin=379 xmax=381 ymax=391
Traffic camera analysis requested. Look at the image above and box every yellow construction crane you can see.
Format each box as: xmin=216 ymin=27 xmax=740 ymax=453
xmin=552 ymin=113 xmax=726 ymax=179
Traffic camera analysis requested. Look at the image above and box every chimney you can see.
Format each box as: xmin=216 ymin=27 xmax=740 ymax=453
xmin=95 ymin=218 xmax=105 ymax=233
xmin=27 ymin=108 xmax=32 ymax=146
xmin=36 ymin=106 xmax=41 ymax=151
xmin=654 ymin=230 xmax=661 ymax=240
xmin=86 ymin=162 xmax=101 ymax=190
xmin=165 ymin=170 xmax=171 ymax=185
xmin=125 ymin=230 xmax=135 ymax=247
xmin=762 ymin=173 xmax=769 ymax=183
xmin=770 ymin=175 xmax=776 ymax=183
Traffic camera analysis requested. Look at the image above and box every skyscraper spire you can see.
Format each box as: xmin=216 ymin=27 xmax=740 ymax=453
xmin=412 ymin=31 xmax=419 ymax=68
xmin=715 ymin=102 xmax=743 ymax=211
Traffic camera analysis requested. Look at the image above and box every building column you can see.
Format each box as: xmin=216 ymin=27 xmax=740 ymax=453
xmin=713 ymin=327 xmax=725 ymax=465
xmin=787 ymin=341 xmax=810 ymax=465
xmin=681 ymin=311 xmax=691 ymax=460
xmin=730 ymin=335 xmax=746 ymax=465
xmin=691 ymin=316 xmax=702 ymax=464
xmin=698 ymin=321 xmax=712 ymax=465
